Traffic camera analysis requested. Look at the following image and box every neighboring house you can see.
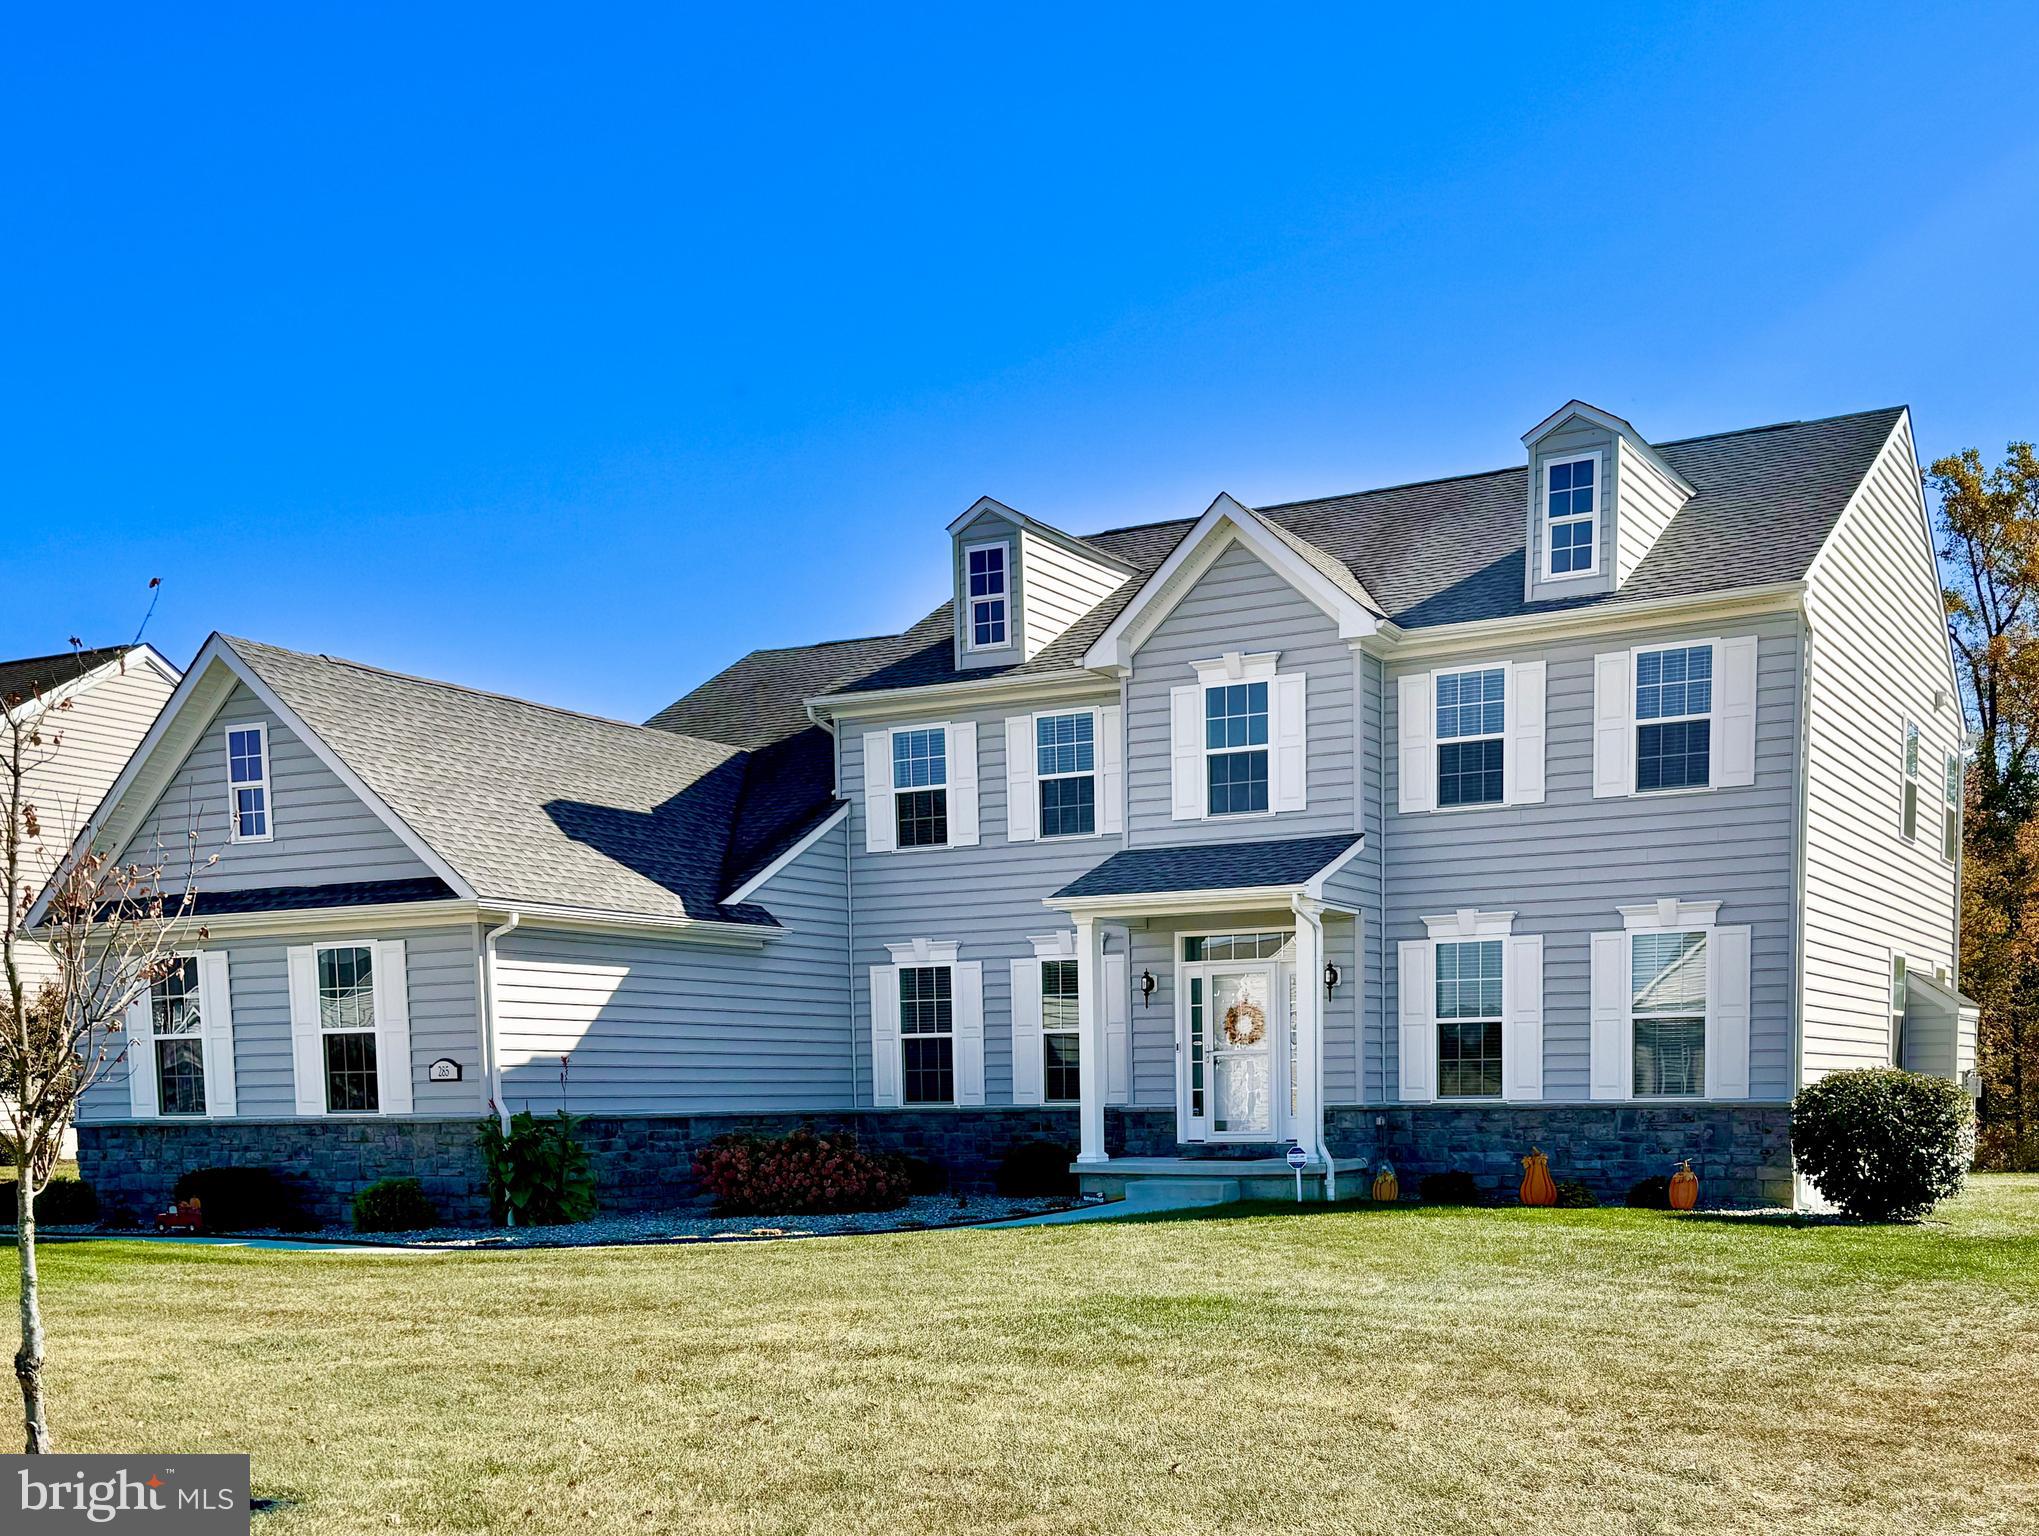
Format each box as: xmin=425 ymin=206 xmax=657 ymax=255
xmin=51 ymin=402 xmax=1971 ymax=1219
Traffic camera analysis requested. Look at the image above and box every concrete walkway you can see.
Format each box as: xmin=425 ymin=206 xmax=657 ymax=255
xmin=981 ymin=1178 xmax=1249 ymax=1227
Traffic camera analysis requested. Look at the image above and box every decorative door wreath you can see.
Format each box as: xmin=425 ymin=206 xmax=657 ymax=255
xmin=1222 ymin=999 xmax=1267 ymax=1047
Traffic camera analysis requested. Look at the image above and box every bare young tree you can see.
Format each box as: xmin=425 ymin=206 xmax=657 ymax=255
xmin=4 ymin=645 xmax=206 ymax=1453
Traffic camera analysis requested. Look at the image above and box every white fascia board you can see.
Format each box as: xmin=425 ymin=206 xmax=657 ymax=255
xmin=1046 ymin=884 xmax=1314 ymax=919
xmin=1363 ymin=582 xmax=1807 ymax=663
xmin=173 ymin=899 xmax=776 ymax=948
xmin=722 ymin=803 xmax=848 ymax=906
xmin=1302 ymin=836 xmax=1370 ymax=901
xmin=1521 ymin=400 xmax=1695 ymax=498
xmin=946 ymin=496 xmax=1139 ymax=575
xmin=2 ymin=644 xmax=179 ymax=723
xmin=806 ymin=668 xmax=1113 ymax=722
xmin=1084 ymin=494 xmax=1379 ymax=671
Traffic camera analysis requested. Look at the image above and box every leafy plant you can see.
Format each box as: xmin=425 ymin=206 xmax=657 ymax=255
xmin=693 ymin=1128 xmax=910 ymax=1215
xmin=1625 ymin=1175 xmax=1671 ymax=1210
xmin=994 ymin=1140 xmax=1078 ymax=1197
xmin=352 ymin=1177 xmax=438 ymax=1233
xmin=30 ymin=1176 xmax=99 ymax=1226
xmin=1553 ymin=1180 xmax=1599 ymax=1208
xmin=1418 ymin=1169 xmax=1480 ymax=1204
xmin=893 ymin=1154 xmax=950 ymax=1196
xmin=1792 ymin=1068 xmax=1975 ymax=1221
xmin=170 ymin=1167 xmax=312 ymax=1232
xmin=477 ymin=1108 xmax=597 ymax=1225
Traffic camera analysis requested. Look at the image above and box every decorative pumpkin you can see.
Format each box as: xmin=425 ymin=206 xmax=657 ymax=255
xmin=1668 ymin=1160 xmax=1700 ymax=1211
xmin=1519 ymin=1147 xmax=1557 ymax=1207
xmin=1371 ymin=1160 xmax=1399 ymax=1204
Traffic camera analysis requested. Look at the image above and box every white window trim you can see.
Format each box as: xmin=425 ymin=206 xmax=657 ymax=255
xmin=1617 ymin=901 xmax=1718 ymax=1102
xmin=1630 ymin=639 xmax=1719 ymax=797
xmin=1032 ymin=707 xmax=1103 ymax=840
xmin=143 ymin=953 xmax=206 ymax=1117
xmin=1941 ymin=749 xmax=1962 ymax=865
xmin=1419 ymin=911 xmax=1515 ymax=1103
xmin=1191 ymin=651 xmax=1279 ymax=821
xmin=1541 ymin=450 xmax=1602 ymax=582
xmin=963 ymin=539 xmax=1011 ymax=652
xmin=312 ymin=940 xmax=382 ymax=1117
xmin=1429 ymin=660 xmax=1508 ymax=812
xmin=1038 ymin=955 xmax=1082 ymax=1105
xmin=224 ymin=719 xmax=274 ymax=843
xmin=1900 ymin=718 xmax=1921 ymax=842
xmin=1889 ymin=949 xmax=1908 ymax=1067
xmin=887 ymin=723 xmax=952 ymax=853
xmin=878 ymin=940 xmax=982 ymax=1109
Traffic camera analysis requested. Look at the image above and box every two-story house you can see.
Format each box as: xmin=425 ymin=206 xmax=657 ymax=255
xmin=52 ymin=403 xmax=1970 ymax=1219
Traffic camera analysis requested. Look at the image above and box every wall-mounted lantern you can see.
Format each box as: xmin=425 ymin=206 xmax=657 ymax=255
xmin=1139 ymin=970 xmax=1157 ymax=1007
xmin=1323 ymin=962 xmax=1342 ymax=1002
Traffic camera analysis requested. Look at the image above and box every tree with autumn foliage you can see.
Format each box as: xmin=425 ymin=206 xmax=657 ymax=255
xmin=1931 ymin=440 xmax=2039 ymax=1168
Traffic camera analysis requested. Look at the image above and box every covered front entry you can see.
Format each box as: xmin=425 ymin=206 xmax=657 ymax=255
xmin=1179 ymin=931 xmax=1297 ymax=1144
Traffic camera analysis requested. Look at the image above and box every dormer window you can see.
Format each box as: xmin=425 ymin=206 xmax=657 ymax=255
xmin=1544 ymin=454 xmax=1599 ymax=579
xmin=965 ymin=542 xmax=1009 ymax=649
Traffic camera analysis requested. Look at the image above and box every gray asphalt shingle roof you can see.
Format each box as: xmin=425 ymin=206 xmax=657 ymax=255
xmin=1051 ymin=834 xmax=1364 ymax=900
xmin=0 ymin=646 xmax=136 ymax=706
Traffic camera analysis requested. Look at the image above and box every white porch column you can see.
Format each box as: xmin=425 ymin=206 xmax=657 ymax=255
xmin=1076 ymin=914 xmax=1108 ymax=1164
xmin=1291 ymin=899 xmax=1325 ymax=1162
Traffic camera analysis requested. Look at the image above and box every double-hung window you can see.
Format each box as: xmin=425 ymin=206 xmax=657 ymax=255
xmin=1036 ymin=712 xmax=1096 ymax=838
xmin=899 ymin=965 xmax=955 ymax=1104
xmin=317 ymin=944 xmax=380 ymax=1113
xmin=1436 ymin=667 xmax=1505 ymax=808
xmin=1901 ymin=721 xmax=1921 ymax=840
xmin=1435 ymin=939 xmax=1504 ymax=1098
xmin=1889 ymin=952 xmax=1908 ymax=1066
xmin=149 ymin=957 xmax=207 ymax=1115
xmin=1205 ymin=681 xmax=1270 ymax=816
xmin=892 ymin=728 xmax=949 ymax=848
xmin=1942 ymin=751 xmax=1962 ymax=863
xmin=1040 ymin=959 xmax=1081 ymax=1102
xmin=1544 ymin=454 xmax=1598 ymax=577
xmin=1631 ymin=930 xmax=1707 ymax=1097
xmin=226 ymin=723 xmax=271 ymax=841
xmin=965 ymin=543 xmax=1009 ymax=649
xmin=1635 ymin=644 xmax=1712 ymax=792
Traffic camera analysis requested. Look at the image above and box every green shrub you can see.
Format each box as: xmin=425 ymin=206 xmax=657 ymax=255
xmin=351 ymin=1177 xmax=438 ymax=1233
xmin=1554 ymin=1180 xmax=1598 ymax=1208
xmin=33 ymin=1176 xmax=100 ymax=1226
xmin=170 ymin=1167 xmax=312 ymax=1232
xmin=893 ymin=1155 xmax=950 ymax=1196
xmin=1418 ymin=1169 xmax=1480 ymax=1204
xmin=693 ymin=1129 xmax=909 ymax=1215
xmin=994 ymin=1140 xmax=1078 ymax=1198
xmin=1792 ymin=1068 xmax=1974 ymax=1221
xmin=1625 ymin=1176 xmax=1671 ymax=1210
xmin=477 ymin=1109 xmax=596 ymax=1226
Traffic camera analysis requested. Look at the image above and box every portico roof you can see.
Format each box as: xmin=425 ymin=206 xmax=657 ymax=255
xmin=1047 ymin=832 xmax=1364 ymax=913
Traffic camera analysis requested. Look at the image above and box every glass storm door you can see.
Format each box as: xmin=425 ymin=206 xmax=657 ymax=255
xmin=1207 ymin=967 xmax=1275 ymax=1139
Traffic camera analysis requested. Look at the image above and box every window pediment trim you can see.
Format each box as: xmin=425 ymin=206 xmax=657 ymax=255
xmin=886 ymin=939 xmax=961 ymax=966
xmin=1421 ymin=909 xmax=1517 ymax=940
xmin=1618 ymin=899 xmax=1721 ymax=933
xmin=1189 ymin=651 xmax=1281 ymax=684
xmin=1027 ymin=931 xmax=1077 ymax=960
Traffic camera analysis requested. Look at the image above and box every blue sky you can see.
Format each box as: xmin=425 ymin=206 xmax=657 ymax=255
xmin=7 ymin=4 xmax=2037 ymax=721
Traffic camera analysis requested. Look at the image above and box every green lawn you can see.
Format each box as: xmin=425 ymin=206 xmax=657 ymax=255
xmin=8 ymin=1177 xmax=2039 ymax=1535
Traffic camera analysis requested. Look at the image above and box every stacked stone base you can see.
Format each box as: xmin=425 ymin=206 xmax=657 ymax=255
xmin=75 ymin=1100 xmax=1795 ymax=1225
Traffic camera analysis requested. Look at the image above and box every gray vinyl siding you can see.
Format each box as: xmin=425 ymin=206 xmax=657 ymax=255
xmin=1020 ymin=529 xmax=1127 ymax=660
xmin=1381 ymin=611 xmax=1805 ymax=1103
xmin=121 ymin=681 xmax=432 ymax=891
xmin=1615 ymin=438 xmax=1687 ymax=586
xmin=843 ymin=689 xmax=1125 ymax=1108
xmin=1800 ymin=412 xmax=1961 ymax=1080
xmin=77 ymin=920 xmax=484 ymax=1124
xmin=1525 ymin=419 xmax=1618 ymax=604
xmin=952 ymin=511 xmax=1024 ymax=671
xmin=492 ymin=816 xmax=853 ymax=1114
xmin=1125 ymin=540 xmax=1359 ymax=845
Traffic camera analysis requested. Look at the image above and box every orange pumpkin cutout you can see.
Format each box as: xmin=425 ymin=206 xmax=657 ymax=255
xmin=1371 ymin=1162 xmax=1399 ymax=1203
xmin=1519 ymin=1148 xmax=1557 ymax=1207
xmin=1668 ymin=1160 xmax=1700 ymax=1211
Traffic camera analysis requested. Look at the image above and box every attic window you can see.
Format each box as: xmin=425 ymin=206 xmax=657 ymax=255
xmin=1544 ymin=454 xmax=1599 ymax=579
xmin=966 ymin=542 xmax=1009 ymax=650
xmin=225 ymin=722 xmax=272 ymax=841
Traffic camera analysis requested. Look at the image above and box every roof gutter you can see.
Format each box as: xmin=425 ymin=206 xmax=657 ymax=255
xmin=805 ymin=666 xmax=1109 ymax=722
xmin=1365 ymin=580 xmax=1809 ymax=660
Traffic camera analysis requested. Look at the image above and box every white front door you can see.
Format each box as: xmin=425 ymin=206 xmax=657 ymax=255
xmin=1180 ymin=958 xmax=1291 ymax=1142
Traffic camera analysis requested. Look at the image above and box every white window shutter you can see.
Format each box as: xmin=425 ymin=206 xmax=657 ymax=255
xmin=1397 ymin=673 xmax=1435 ymax=814
xmin=1009 ymin=958 xmax=1044 ymax=1106
xmin=1103 ymin=950 xmax=1129 ymax=1103
xmin=869 ymin=966 xmax=901 ymax=1108
xmin=1503 ymin=934 xmax=1543 ymax=1101
xmin=287 ymin=944 xmax=324 ymax=1115
xmin=1707 ymin=925 xmax=1753 ymax=1098
xmin=197 ymin=950 xmax=236 ymax=1117
xmin=862 ymin=731 xmax=895 ymax=853
xmin=948 ymin=722 xmax=980 ymax=847
xmin=1004 ymin=716 xmax=1037 ymax=843
xmin=1589 ymin=931 xmax=1630 ymax=1100
xmin=1098 ymin=705 xmax=1124 ymax=835
xmin=1271 ymin=671 xmax=1307 ymax=813
xmin=1396 ymin=940 xmax=1435 ymax=1102
xmin=1714 ymin=637 xmax=1758 ymax=788
xmin=1593 ymin=652 xmax=1634 ymax=798
xmin=373 ymin=938 xmax=414 ymax=1114
xmin=1170 ymin=684 xmax=1203 ymax=819
xmin=953 ymin=961 xmax=985 ymax=1105
xmin=125 ymin=994 xmax=156 ymax=1118
xmin=1506 ymin=661 xmax=1547 ymax=806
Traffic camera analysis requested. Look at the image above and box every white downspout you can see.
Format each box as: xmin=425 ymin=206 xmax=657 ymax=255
xmin=1293 ymin=896 xmax=1335 ymax=1200
xmin=481 ymin=911 xmax=520 ymax=1136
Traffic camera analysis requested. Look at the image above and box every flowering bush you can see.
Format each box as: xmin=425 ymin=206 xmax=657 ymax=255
xmin=693 ymin=1129 xmax=911 ymax=1215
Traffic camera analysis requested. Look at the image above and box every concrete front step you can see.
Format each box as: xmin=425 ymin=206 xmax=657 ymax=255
xmin=1076 ymin=1155 xmax=1342 ymax=1203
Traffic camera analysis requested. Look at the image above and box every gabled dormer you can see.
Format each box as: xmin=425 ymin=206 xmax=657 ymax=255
xmin=947 ymin=497 xmax=1136 ymax=669
xmin=1521 ymin=400 xmax=1694 ymax=604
